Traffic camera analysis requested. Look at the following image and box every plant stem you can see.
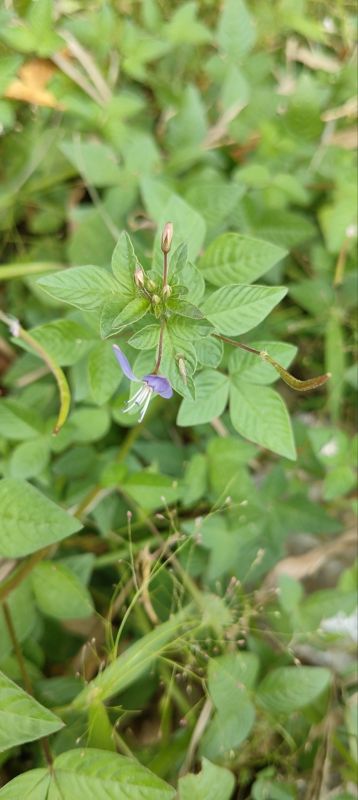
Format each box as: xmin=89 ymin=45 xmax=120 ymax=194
xmin=0 ymin=547 xmax=51 ymax=602
xmin=0 ymin=310 xmax=71 ymax=433
xmin=153 ymin=318 xmax=166 ymax=373
xmin=163 ymin=250 xmax=168 ymax=289
xmin=2 ymin=601 xmax=53 ymax=767
xmin=213 ymin=333 xmax=262 ymax=355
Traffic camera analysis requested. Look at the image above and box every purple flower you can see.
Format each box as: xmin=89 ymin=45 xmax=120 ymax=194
xmin=112 ymin=344 xmax=173 ymax=422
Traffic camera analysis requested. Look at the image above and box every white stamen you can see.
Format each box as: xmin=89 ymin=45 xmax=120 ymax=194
xmin=138 ymin=387 xmax=153 ymax=422
xmin=123 ymin=384 xmax=147 ymax=413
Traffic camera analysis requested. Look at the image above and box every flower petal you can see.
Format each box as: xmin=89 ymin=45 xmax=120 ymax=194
xmin=144 ymin=374 xmax=173 ymax=398
xmin=112 ymin=345 xmax=139 ymax=382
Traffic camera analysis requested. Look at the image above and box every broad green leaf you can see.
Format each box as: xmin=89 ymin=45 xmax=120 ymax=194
xmin=199 ymin=234 xmax=286 ymax=287
xmin=73 ymin=607 xmax=195 ymax=707
xmin=0 ymin=479 xmax=82 ymax=557
xmin=69 ymin=407 xmax=111 ymax=443
xmin=145 ymin=186 xmax=206 ymax=262
xmin=257 ymin=667 xmax=331 ymax=714
xmin=52 ymin=749 xmax=175 ymax=799
xmin=88 ymin=341 xmax=122 ymax=405
xmin=179 ymin=758 xmax=235 ymax=800
xmin=179 ymin=261 xmax=206 ymax=305
xmin=230 ymin=381 xmax=296 ymax=460
xmin=112 ymin=297 xmax=149 ymax=331
xmin=128 ymin=323 xmax=161 ymax=350
xmin=0 ymin=769 xmax=50 ymax=799
xmin=165 ymin=3 xmax=212 ymax=45
xmin=31 ymin=561 xmax=94 ymax=620
xmin=0 ymin=581 xmax=37 ymax=660
xmin=60 ymin=139 xmax=122 ymax=187
xmin=217 ymin=0 xmax=256 ymax=60
xmin=161 ymin=326 xmax=197 ymax=398
xmin=9 ymin=437 xmax=50 ymax=480
xmin=203 ymin=285 xmax=287 ymax=336
xmin=111 ymin=231 xmax=140 ymax=295
xmin=177 ymin=370 xmax=229 ymax=426
xmin=0 ymin=399 xmax=43 ymax=441
xmin=0 ymin=749 xmax=175 ymax=799
xmin=88 ymin=700 xmax=116 ymax=751
xmin=195 ymin=336 xmax=223 ymax=368
xmin=201 ymin=653 xmax=257 ymax=758
xmin=0 ymin=671 xmax=64 ymax=752
xmin=121 ymin=472 xmax=182 ymax=512
xmin=38 ymin=266 xmax=119 ymax=311
xmin=26 ymin=320 xmax=94 ymax=366
xmin=229 ymin=341 xmax=297 ymax=385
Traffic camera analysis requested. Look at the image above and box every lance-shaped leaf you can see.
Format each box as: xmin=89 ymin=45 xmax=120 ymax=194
xmin=199 ymin=233 xmax=287 ymax=286
xmin=0 ymin=671 xmax=64 ymax=752
xmin=38 ymin=266 xmax=119 ymax=310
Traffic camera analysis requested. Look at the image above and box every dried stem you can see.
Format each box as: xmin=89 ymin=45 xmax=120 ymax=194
xmin=214 ymin=333 xmax=331 ymax=392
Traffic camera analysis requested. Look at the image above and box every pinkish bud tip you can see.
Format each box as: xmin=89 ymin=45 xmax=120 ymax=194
xmin=161 ymin=222 xmax=173 ymax=253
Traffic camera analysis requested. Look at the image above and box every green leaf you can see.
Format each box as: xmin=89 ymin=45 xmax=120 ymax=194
xmin=9 ymin=437 xmax=50 ymax=480
xmin=169 ymin=299 xmax=204 ymax=319
xmin=0 ymin=769 xmax=50 ymax=799
xmin=69 ymin=407 xmax=111 ymax=443
xmin=195 ymin=336 xmax=223 ymax=368
xmin=121 ymin=472 xmax=182 ymax=512
xmin=26 ymin=320 xmax=94 ymax=366
xmin=56 ymin=749 xmax=176 ymax=799
xmin=60 ymin=139 xmax=122 ymax=187
xmin=128 ymin=324 xmax=161 ymax=350
xmin=111 ymin=231 xmax=140 ymax=295
xmin=38 ymin=266 xmax=119 ymax=311
xmin=73 ymin=607 xmax=195 ymax=707
xmin=161 ymin=326 xmax=197 ymax=398
xmin=203 ymin=285 xmax=287 ymax=336
xmin=0 ymin=749 xmax=175 ymax=799
xmin=229 ymin=341 xmax=297 ymax=385
xmin=217 ymin=0 xmax=256 ymax=60
xmin=0 ymin=670 xmax=64 ymax=752
xmin=230 ymin=381 xmax=296 ymax=460
xmin=177 ymin=370 xmax=229 ymax=426
xmin=0 ymin=479 xmax=82 ymax=557
xmin=325 ymin=314 xmax=345 ymax=422
xmin=257 ymin=667 xmax=331 ymax=714
xmin=0 ymin=400 xmax=43 ymax=441
xmin=143 ymin=185 xmax=206 ymax=262
xmin=31 ymin=561 xmax=94 ymax=620
xmin=201 ymin=653 xmax=257 ymax=758
xmin=112 ymin=297 xmax=149 ymax=332
xmin=165 ymin=3 xmax=212 ymax=45
xmin=0 ymin=581 xmax=37 ymax=660
xmin=88 ymin=341 xmax=122 ymax=405
xmin=179 ymin=758 xmax=235 ymax=800
xmin=199 ymin=234 xmax=286 ymax=287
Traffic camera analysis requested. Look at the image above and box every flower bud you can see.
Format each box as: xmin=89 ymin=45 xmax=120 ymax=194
xmin=178 ymin=356 xmax=187 ymax=384
xmin=146 ymin=278 xmax=156 ymax=291
xmin=134 ymin=264 xmax=145 ymax=288
xmin=162 ymin=284 xmax=172 ymax=299
xmin=161 ymin=222 xmax=173 ymax=254
xmin=152 ymin=294 xmax=161 ymax=305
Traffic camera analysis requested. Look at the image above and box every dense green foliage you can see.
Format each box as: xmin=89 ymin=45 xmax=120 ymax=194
xmin=0 ymin=1 xmax=356 ymax=798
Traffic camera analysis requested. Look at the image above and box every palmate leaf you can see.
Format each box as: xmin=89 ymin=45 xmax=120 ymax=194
xmin=0 ymin=671 xmax=64 ymax=752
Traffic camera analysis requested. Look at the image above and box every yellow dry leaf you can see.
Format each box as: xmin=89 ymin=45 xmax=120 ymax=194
xmin=5 ymin=58 xmax=63 ymax=109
